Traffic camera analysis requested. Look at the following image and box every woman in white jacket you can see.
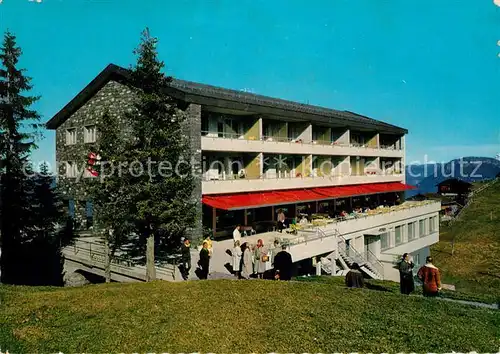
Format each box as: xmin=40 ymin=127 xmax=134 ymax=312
xmin=232 ymin=240 xmax=242 ymax=278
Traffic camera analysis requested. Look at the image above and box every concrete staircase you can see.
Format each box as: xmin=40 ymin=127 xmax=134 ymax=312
xmin=318 ymin=230 xmax=384 ymax=280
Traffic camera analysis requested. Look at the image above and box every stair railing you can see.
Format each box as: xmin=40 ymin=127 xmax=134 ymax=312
xmin=337 ymin=235 xmax=384 ymax=279
xmin=337 ymin=235 xmax=365 ymax=265
xmin=364 ymin=248 xmax=384 ymax=279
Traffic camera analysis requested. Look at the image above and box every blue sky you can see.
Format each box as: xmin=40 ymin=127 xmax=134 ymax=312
xmin=1 ymin=0 xmax=499 ymax=168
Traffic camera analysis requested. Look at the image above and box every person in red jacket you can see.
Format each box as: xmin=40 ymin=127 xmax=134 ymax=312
xmin=417 ymin=256 xmax=441 ymax=297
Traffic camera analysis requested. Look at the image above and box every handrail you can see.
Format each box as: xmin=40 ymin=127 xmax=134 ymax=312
xmin=67 ymin=239 xmax=178 ymax=273
xmin=200 ymin=131 xmax=402 ymax=151
xmin=365 ymin=248 xmax=384 ymax=279
xmin=202 ymin=171 xmax=402 ymax=182
xmin=203 ymin=172 xmax=351 ymax=181
xmin=337 ymin=234 xmax=384 ymax=279
xmin=269 ymin=200 xmax=440 ymax=236
xmin=337 ymin=235 xmax=365 ymax=266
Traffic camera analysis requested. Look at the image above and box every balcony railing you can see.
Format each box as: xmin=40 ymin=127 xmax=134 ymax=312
xmin=202 ymin=130 xmax=255 ymax=140
xmin=283 ymin=201 xmax=440 ymax=230
xmin=201 ymin=131 xmax=403 ymax=151
xmin=202 ymin=171 xmax=397 ymax=181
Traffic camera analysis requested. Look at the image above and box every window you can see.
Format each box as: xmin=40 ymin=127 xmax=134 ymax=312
xmin=380 ymin=232 xmax=390 ymax=250
xmin=66 ymin=162 xmax=78 ymax=178
xmin=66 ymin=128 xmax=77 ymax=145
xmin=407 ymin=222 xmax=416 ymax=241
xmin=413 ymin=254 xmax=420 ymax=267
xmin=395 ymin=226 xmax=402 ymax=245
xmin=84 ymin=125 xmax=97 ymax=143
xmin=419 ymin=219 xmax=426 ymax=237
xmin=429 ymin=216 xmax=437 ymax=233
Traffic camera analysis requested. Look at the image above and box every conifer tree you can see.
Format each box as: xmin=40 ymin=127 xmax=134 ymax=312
xmin=26 ymin=163 xmax=66 ymax=285
xmin=0 ymin=31 xmax=42 ymax=283
xmin=124 ymin=28 xmax=197 ymax=280
xmin=84 ymin=111 xmax=133 ymax=282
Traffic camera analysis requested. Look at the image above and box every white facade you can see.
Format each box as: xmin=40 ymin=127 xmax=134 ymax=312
xmin=202 ymin=121 xmax=405 ymax=194
xmin=199 ymin=102 xmax=439 ymax=282
xmin=282 ymin=201 xmax=440 ymax=281
xmin=203 ymin=174 xmax=404 ymax=194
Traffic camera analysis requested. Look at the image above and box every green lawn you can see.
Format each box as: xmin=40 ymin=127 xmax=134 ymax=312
xmin=432 ymin=179 xmax=500 ymax=295
xmin=296 ymin=275 xmax=500 ymax=305
xmin=1 ymin=280 xmax=499 ymax=353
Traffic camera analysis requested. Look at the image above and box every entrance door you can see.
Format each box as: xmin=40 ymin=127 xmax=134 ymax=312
xmin=364 ymin=237 xmax=370 ymax=261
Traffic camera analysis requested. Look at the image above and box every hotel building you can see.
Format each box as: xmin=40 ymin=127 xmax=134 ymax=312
xmin=47 ymin=64 xmax=440 ymax=282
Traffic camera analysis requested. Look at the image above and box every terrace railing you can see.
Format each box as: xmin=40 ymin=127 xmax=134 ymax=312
xmin=201 ymin=131 xmax=403 ymax=152
xmin=65 ymin=238 xmax=178 ymax=280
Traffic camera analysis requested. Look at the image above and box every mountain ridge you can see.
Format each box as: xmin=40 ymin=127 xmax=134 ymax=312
xmin=405 ymin=156 xmax=500 ymax=196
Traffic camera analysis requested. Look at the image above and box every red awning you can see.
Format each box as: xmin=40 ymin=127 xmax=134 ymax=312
xmin=202 ymin=182 xmax=415 ymax=210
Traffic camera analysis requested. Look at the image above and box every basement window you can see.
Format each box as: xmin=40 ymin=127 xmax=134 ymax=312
xmin=407 ymin=222 xmax=416 ymax=241
xmin=429 ymin=216 xmax=437 ymax=233
xmin=380 ymin=232 xmax=390 ymax=250
xmin=395 ymin=226 xmax=402 ymax=245
xmin=419 ymin=219 xmax=426 ymax=237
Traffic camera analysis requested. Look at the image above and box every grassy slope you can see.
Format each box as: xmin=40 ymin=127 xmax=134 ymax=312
xmin=1 ymin=280 xmax=499 ymax=353
xmin=432 ymin=179 xmax=500 ymax=294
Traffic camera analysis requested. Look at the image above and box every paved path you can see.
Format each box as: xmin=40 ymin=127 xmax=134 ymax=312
xmin=436 ymin=297 xmax=499 ymax=310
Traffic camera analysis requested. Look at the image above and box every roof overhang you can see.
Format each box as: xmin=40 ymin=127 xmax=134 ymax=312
xmin=46 ymin=63 xmax=408 ymax=135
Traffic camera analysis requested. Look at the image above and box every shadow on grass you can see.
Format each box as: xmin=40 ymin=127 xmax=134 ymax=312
xmin=365 ymin=283 xmax=393 ymax=292
xmin=477 ymin=271 xmax=500 ymax=280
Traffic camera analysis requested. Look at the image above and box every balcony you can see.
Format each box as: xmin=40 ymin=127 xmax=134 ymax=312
xmin=201 ymin=133 xmax=404 ymax=158
xmin=202 ymin=171 xmax=404 ymax=194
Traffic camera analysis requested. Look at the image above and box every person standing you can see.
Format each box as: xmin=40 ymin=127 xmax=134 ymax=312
xmin=198 ymin=241 xmax=210 ymax=280
xmin=277 ymin=209 xmax=286 ymax=232
xmin=179 ymin=238 xmax=191 ymax=281
xmin=417 ymin=256 xmax=441 ymax=297
xmin=240 ymin=242 xmax=253 ymax=279
xmin=256 ymin=239 xmax=268 ymax=279
xmin=306 ymin=204 xmax=313 ymax=222
xmin=232 ymin=240 xmax=242 ymax=278
xmin=345 ymin=263 xmax=364 ymax=288
xmin=273 ymin=244 xmax=293 ymax=280
xmin=203 ymin=235 xmax=213 ymax=274
xmin=233 ymin=225 xmax=242 ymax=243
xmin=252 ymin=243 xmax=259 ymax=277
xmin=398 ymin=253 xmax=415 ymax=295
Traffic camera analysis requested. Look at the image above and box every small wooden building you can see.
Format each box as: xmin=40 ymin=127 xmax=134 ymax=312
xmin=437 ymin=178 xmax=472 ymax=196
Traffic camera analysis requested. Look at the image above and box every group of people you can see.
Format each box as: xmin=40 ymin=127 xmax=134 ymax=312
xmin=178 ymin=228 xmax=293 ymax=281
xmin=179 ymin=237 xmax=214 ymax=280
xmin=231 ymin=239 xmax=293 ymax=280
xmin=345 ymin=253 xmax=442 ymax=298
xmin=181 ymin=230 xmax=442 ymax=298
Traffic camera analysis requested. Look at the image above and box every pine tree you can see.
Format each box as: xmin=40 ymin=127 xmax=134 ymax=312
xmin=27 ymin=163 xmax=66 ymax=285
xmin=84 ymin=110 xmax=134 ymax=282
xmin=124 ymin=28 xmax=197 ymax=281
xmin=31 ymin=163 xmax=62 ymax=238
xmin=0 ymin=31 xmax=42 ymax=284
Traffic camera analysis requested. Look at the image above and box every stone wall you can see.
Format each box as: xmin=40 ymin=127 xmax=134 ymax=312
xmin=182 ymin=104 xmax=203 ymax=242
xmin=56 ymin=80 xmax=137 ymax=229
xmin=56 ymin=80 xmax=203 ymax=238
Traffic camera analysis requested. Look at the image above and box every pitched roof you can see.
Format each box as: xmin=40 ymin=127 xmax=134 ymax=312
xmin=436 ymin=178 xmax=473 ymax=187
xmin=46 ymin=63 xmax=407 ymax=134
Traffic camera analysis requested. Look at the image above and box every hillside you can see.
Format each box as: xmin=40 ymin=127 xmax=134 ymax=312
xmin=1 ymin=280 xmax=499 ymax=353
xmin=406 ymin=157 xmax=500 ymax=196
xmin=432 ymin=179 xmax=500 ymax=294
